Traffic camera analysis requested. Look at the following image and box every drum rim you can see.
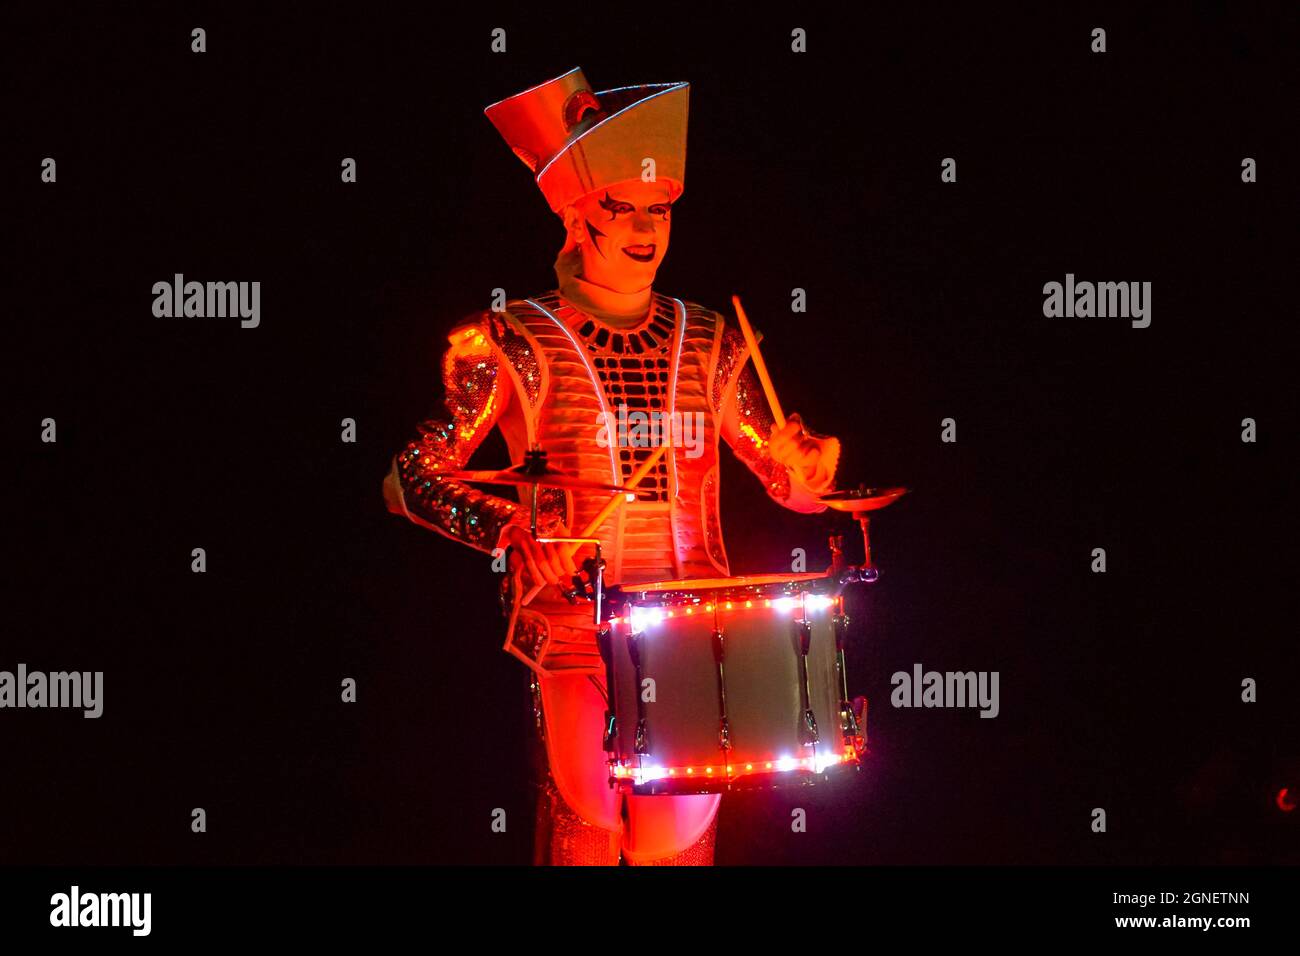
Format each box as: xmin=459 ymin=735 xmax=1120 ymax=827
xmin=624 ymin=571 xmax=832 ymax=595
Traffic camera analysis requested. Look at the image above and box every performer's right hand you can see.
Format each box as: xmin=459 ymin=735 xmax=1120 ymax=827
xmin=501 ymin=523 xmax=579 ymax=591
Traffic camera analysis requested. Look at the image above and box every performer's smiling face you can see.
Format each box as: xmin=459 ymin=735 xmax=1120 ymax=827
xmin=564 ymin=180 xmax=674 ymax=292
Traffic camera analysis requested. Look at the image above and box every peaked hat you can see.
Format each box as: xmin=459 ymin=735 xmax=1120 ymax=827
xmin=485 ymin=67 xmax=689 ymax=212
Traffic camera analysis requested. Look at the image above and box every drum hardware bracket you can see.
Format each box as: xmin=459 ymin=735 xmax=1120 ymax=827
xmin=851 ymin=695 xmax=869 ymax=750
xmin=837 ymin=565 xmax=880 ymax=586
xmin=557 ymin=543 xmax=608 ymax=606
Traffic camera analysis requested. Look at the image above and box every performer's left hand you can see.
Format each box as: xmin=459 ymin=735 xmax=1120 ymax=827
xmin=769 ymin=413 xmax=840 ymax=493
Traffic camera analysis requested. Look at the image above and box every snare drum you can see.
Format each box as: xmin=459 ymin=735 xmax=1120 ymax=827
xmin=600 ymin=573 xmax=868 ymax=795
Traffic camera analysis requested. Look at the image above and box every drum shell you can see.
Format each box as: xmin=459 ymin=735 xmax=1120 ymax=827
xmin=606 ymin=583 xmax=860 ymax=794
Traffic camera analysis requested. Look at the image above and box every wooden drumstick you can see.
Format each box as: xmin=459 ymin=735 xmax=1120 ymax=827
xmin=574 ymin=443 xmax=668 ymax=541
xmin=520 ymin=443 xmax=669 ymax=606
xmin=731 ymin=294 xmax=786 ymax=431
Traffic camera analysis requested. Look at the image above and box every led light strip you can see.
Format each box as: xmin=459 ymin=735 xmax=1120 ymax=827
xmin=611 ymin=593 xmax=841 ymax=628
xmin=612 ymin=746 xmax=859 ymax=784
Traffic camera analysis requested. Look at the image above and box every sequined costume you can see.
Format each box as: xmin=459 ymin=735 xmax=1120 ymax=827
xmin=383 ymin=286 xmax=838 ymax=864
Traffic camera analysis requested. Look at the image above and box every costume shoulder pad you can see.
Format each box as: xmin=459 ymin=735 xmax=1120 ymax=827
xmin=680 ymin=298 xmax=723 ymax=327
xmin=446 ymin=309 xmax=495 ymax=346
xmin=453 ymin=305 xmax=547 ymax=409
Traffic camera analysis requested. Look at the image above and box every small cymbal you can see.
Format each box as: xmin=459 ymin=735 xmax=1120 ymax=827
xmin=447 ymin=465 xmax=631 ymax=494
xmin=819 ymin=486 xmax=909 ymax=513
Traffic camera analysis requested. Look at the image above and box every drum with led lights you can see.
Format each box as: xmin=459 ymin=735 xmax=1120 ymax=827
xmin=599 ymin=573 xmax=868 ymax=795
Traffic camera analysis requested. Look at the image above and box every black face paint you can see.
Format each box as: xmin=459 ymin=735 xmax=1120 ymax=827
xmin=585 ymin=219 xmax=608 ymax=259
xmin=597 ymin=191 xmax=621 ymax=220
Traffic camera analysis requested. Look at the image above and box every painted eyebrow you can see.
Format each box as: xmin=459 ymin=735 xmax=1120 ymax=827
xmin=597 ymin=192 xmax=628 ymax=212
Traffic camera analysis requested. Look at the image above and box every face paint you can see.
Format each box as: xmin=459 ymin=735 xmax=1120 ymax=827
xmin=570 ymin=180 xmax=674 ymax=293
xmin=585 ymin=218 xmax=608 ymax=258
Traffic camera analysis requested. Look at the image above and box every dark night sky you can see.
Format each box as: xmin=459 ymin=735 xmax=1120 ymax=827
xmin=5 ymin=3 xmax=1296 ymax=864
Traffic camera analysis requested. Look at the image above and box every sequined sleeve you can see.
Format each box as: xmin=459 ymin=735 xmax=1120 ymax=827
xmin=383 ymin=318 xmax=529 ymax=553
xmin=716 ymin=325 xmax=837 ymax=514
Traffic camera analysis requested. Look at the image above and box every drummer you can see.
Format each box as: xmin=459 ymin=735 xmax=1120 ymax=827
xmin=382 ymin=68 xmax=841 ymax=865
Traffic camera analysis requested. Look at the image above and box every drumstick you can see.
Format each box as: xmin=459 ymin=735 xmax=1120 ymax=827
xmin=731 ymin=294 xmax=786 ymax=431
xmin=574 ymin=443 xmax=668 ymax=541
xmin=519 ymin=443 xmax=669 ymax=606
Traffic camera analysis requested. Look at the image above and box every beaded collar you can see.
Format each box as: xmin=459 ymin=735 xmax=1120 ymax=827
xmin=565 ymin=295 xmax=677 ymax=356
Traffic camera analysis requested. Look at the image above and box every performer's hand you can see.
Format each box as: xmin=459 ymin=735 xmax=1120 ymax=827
xmin=768 ymin=413 xmax=840 ymax=493
xmin=501 ymin=523 xmax=579 ymax=592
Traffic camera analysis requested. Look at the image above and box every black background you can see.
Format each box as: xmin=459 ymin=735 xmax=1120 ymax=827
xmin=5 ymin=2 xmax=1296 ymax=865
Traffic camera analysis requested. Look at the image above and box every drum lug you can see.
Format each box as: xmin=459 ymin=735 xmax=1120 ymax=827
xmin=794 ymin=619 xmax=820 ymax=746
xmin=801 ymin=710 xmax=820 ymax=747
xmin=796 ymin=619 xmax=813 ymax=657
xmin=596 ymin=626 xmax=618 ymax=752
xmin=832 ymin=612 xmax=851 ymax=652
xmin=712 ymin=628 xmax=733 ymax=752
xmin=832 ymin=612 xmax=858 ymax=745
xmin=627 ymin=631 xmax=651 ymax=755
xmin=840 ymin=699 xmax=860 ymax=744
